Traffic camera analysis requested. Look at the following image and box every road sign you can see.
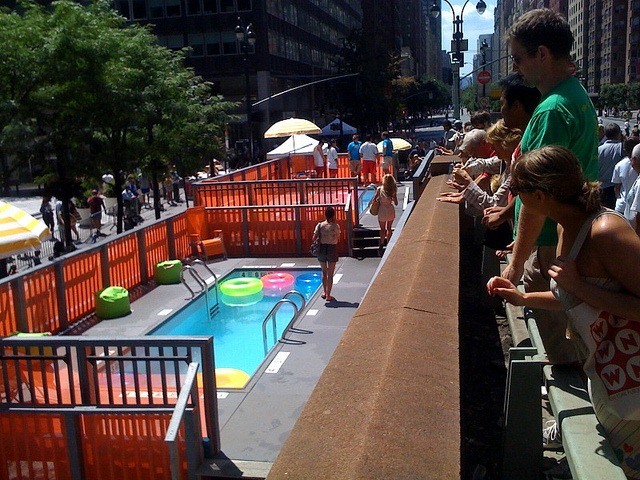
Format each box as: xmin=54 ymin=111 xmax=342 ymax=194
xmin=478 ymin=70 xmax=492 ymax=85
xmin=478 ymin=97 xmax=491 ymax=108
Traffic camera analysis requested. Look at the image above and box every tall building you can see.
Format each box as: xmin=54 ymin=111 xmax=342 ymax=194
xmin=626 ymin=0 xmax=640 ymax=83
xmin=567 ymin=1 xmax=589 ymax=87
xmin=114 ymin=0 xmax=363 ymax=157
xmin=599 ymin=0 xmax=628 ymax=88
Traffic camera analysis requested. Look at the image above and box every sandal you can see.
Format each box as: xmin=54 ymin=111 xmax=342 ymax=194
xmin=321 ymin=293 xmax=326 ymax=299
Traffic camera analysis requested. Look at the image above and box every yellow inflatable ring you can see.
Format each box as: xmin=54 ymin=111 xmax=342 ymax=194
xmin=260 ymin=272 xmax=294 ymax=291
xmin=219 ymin=277 xmax=263 ymax=297
xmin=197 ymin=368 xmax=251 ymax=389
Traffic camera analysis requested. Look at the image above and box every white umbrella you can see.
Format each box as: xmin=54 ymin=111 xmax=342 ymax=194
xmin=377 ymin=137 xmax=412 ymax=153
xmin=0 ymin=201 xmax=51 ymax=259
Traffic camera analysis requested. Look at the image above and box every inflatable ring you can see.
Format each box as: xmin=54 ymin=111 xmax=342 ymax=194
xmin=261 ymin=272 xmax=294 ymax=292
xmin=219 ymin=277 xmax=263 ymax=297
xmin=220 ymin=291 xmax=263 ymax=307
xmin=295 ymin=271 xmax=322 ymax=291
xmin=197 ymin=368 xmax=251 ymax=389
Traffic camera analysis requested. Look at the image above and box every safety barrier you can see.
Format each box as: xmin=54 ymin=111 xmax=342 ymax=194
xmin=0 ymin=212 xmax=189 ymax=336
xmin=0 ymin=336 xmax=218 ymax=480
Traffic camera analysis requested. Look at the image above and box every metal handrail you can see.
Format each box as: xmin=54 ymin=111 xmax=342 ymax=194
xmin=282 ymin=290 xmax=306 ymax=310
xmin=166 ymin=362 xmax=201 ymax=480
xmin=189 ymin=259 xmax=220 ymax=308
xmin=261 ymin=298 xmax=299 ymax=354
xmin=180 ymin=265 xmax=207 ymax=299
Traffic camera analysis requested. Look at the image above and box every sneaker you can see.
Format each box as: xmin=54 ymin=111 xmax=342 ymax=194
xmin=543 ymin=420 xmax=562 ymax=449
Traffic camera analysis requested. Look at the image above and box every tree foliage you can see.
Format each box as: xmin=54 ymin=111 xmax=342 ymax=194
xmin=0 ymin=0 xmax=235 ymax=238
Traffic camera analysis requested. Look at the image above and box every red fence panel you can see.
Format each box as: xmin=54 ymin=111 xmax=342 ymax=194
xmin=82 ymin=413 xmax=185 ymax=480
xmin=0 ymin=283 xmax=17 ymax=337
xmin=108 ymin=236 xmax=141 ymax=290
xmin=64 ymin=252 xmax=103 ymax=323
xmin=23 ymin=266 xmax=59 ymax=333
xmin=144 ymin=223 xmax=170 ymax=279
xmin=0 ymin=413 xmax=71 ymax=480
xmin=171 ymin=214 xmax=189 ymax=260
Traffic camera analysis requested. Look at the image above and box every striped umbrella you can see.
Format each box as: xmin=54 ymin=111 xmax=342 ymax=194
xmin=0 ymin=201 xmax=51 ymax=259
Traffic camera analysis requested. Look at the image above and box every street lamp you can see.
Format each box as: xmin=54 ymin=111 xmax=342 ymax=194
xmin=235 ymin=17 xmax=256 ymax=162
xmin=480 ymin=39 xmax=489 ymax=99
xmin=431 ymin=0 xmax=487 ymax=120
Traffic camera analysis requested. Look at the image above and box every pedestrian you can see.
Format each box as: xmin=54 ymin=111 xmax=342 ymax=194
xmin=380 ymin=131 xmax=394 ymax=178
xmin=39 ymin=195 xmax=55 ymax=239
xmin=326 ymin=139 xmax=339 ymax=178
xmin=359 ymin=135 xmax=378 ymax=187
xmin=623 ymin=143 xmax=640 ymax=235
xmin=372 ymin=174 xmax=398 ymax=256
xmin=598 ymin=123 xmax=624 ymax=209
xmin=347 ymin=134 xmax=362 ymax=183
xmin=312 ymin=141 xmax=326 ymax=178
xmin=502 ymin=8 xmax=599 ymax=371
xmin=611 ymin=138 xmax=640 ymax=215
xmin=311 ymin=206 xmax=340 ymax=302
xmin=488 ymin=145 xmax=640 ymax=478
xmin=87 ymin=189 xmax=106 ymax=238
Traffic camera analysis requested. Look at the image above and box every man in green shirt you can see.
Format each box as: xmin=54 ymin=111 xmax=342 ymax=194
xmin=503 ymin=9 xmax=598 ymax=364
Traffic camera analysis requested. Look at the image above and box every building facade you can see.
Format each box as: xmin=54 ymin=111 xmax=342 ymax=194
xmin=114 ymin=0 xmax=362 ymax=158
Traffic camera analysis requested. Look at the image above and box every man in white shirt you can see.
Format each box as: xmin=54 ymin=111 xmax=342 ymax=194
xmin=624 ymin=143 xmax=640 ymax=235
xmin=359 ymin=135 xmax=379 ymax=187
xmin=611 ymin=138 xmax=640 ymax=214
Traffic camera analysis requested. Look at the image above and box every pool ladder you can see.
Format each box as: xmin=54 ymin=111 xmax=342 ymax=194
xmin=261 ymin=290 xmax=311 ymax=354
xmin=180 ymin=260 xmax=220 ymax=318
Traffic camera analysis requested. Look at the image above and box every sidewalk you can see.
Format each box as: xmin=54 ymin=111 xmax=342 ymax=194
xmin=0 ymin=193 xmax=188 ymax=274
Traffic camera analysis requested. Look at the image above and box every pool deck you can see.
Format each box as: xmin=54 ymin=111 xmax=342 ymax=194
xmin=80 ymin=183 xmax=412 ymax=477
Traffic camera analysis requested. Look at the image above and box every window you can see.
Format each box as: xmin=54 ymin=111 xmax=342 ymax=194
xmin=206 ymin=32 xmax=221 ymax=55
xmin=149 ymin=0 xmax=164 ymax=18
xmin=116 ymin=0 xmax=130 ymax=18
xmin=132 ymin=0 xmax=146 ymax=19
xmin=166 ymin=0 xmax=181 ymax=17
xmin=166 ymin=35 xmax=185 ymax=50
xmin=222 ymin=31 xmax=237 ymax=54
xmin=188 ymin=34 xmax=205 ymax=56
xmin=220 ymin=0 xmax=234 ymax=12
xmin=203 ymin=0 xmax=217 ymax=13
xmin=187 ymin=0 xmax=202 ymax=15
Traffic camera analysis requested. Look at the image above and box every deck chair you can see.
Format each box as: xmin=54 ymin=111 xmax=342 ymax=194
xmin=186 ymin=206 xmax=227 ymax=261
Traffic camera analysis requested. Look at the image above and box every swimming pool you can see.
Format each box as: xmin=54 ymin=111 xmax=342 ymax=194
xmin=358 ymin=188 xmax=376 ymax=214
xmin=149 ymin=268 xmax=322 ymax=385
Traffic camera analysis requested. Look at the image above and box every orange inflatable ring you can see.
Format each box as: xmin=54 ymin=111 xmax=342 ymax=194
xmin=260 ymin=272 xmax=294 ymax=291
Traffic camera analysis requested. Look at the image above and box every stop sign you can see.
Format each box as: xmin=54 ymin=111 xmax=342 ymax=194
xmin=478 ymin=70 xmax=492 ymax=85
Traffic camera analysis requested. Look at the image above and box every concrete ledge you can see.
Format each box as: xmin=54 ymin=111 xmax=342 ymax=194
xmin=267 ymin=174 xmax=460 ymax=479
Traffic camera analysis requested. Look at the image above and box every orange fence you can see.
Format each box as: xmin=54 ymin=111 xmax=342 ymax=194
xmin=200 ymin=203 xmax=353 ymax=257
xmin=0 ymin=336 xmax=216 ymax=479
xmin=0 ymin=212 xmax=188 ymax=336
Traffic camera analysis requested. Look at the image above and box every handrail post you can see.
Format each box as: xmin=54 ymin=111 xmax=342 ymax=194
xmin=99 ymin=244 xmax=110 ymax=288
xmin=294 ymin=206 xmax=302 ymax=255
xmin=64 ymin=412 xmax=85 ymax=480
xmin=242 ymin=209 xmax=250 ymax=256
xmin=137 ymin=229 xmax=149 ymax=284
xmin=167 ymin=219 xmax=176 ymax=260
xmin=10 ymin=277 xmax=28 ymax=332
xmin=352 ymin=177 xmax=360 ymax=226
xmin=54 ymin=261 xmax=69 ymax=329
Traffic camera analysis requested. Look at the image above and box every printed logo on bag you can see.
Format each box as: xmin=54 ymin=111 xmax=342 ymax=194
xmin=627 ymin=357 xmax=640 ymax=383
xmin=591 ymin=311 xmax=640 ymax=394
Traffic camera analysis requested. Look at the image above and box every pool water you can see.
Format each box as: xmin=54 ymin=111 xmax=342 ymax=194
xmin=359 ymin=188 xmax=376 ymax=214
xmin=149 ymin=268 xmax=322 ymax=378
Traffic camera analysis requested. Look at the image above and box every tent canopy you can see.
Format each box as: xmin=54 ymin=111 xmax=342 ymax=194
xmin=266 ymin=134 xmax=320 ymax=159
xmin=321 ymin=119 xmax=357 ymax=136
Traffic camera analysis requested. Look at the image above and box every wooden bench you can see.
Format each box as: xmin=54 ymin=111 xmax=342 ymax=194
xmin=501 ymin=299 xmax=626 ymax=479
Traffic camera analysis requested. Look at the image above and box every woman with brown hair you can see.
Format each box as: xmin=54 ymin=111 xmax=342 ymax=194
xmin=372 ymin=174 xmax=398 ymax=256
xmin=487 ymin=145 xmax=640 ymax=477
xmin=312 ymin=206 xmax=341 ymax=301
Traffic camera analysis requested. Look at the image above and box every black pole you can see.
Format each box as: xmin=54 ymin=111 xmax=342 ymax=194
xmin=245 ymin=51 xmax=253 ymax=163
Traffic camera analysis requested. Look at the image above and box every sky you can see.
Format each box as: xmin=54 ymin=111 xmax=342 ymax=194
xmin=438 ymin=3 xmax=496 ymax=77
